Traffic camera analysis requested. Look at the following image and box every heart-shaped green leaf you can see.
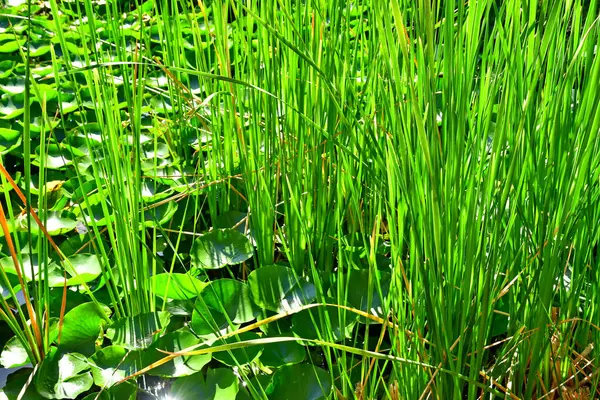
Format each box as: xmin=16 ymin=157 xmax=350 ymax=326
xmin=266 ymin=364 xmax=332 ymax=400
xmin=259 ymin=334 xmax=305 ymax=368
xmin=143 ymin=200 xmax=178 ymax=227
xmin=248 ymin=265 xmax=315 ymax=312
xmin=170 ymin=368 xmax=239 ymax=400
xmin=106 ymin=312 xmax=170 ymax=350
xmin=59 ymin=302 xmax=111 ymax=355
xmin=89 ymin=345 xmax=141 ymax=387
xmin=0 ymin=93 xmax=31 ymax=119
xmin=81 ymin=381 xmax=137 ymax=400
xmin=143 ymin=329 xmax=211 ymax=377
xmin=151 ymin=272 xmax=207 ymax=300
xmin=212 ymin=332 xmax=263 ymax=366
xmin=292 ymin=306 xmax=357 ymax=342
xmin=35 ymin=348 xmax=94 ymax=399
xmin=191 ymin=279 xmax=258 ymax=335
xmin=346 ymin=270 xmax=390 ymax=318
xmin=0 ymin=335 xmax=30 ymax=368
xmin=47 ymin=254 xmax=103 ymax=288
xmin=191 ymin=229 xmax=253 ymax=269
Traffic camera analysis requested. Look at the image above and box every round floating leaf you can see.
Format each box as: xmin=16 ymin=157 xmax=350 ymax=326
xmin=0 ymin=77 xmax=25 ymax=94
xmin=106 ymin=312 xmax=170 ymax=350
xmin=35 ymin=348 xmax=94 ymax=399
xmin=0 ymin=122 xmax=20 ymax=154
xmin=243 ymin=375 xmax=272 ymax=400
xmin=148 ymin=95 xmax=173 ymax=113
xmin=82 ymin=381 xmax=137 ymax=400
xmin=89 ymin=345 xmax=141 ymax=387
xmin=47 ymin=254 xmax=103 ymax=288
xmin=260 ymin=334 xmax=305 ymax=368
xmin=292 ymin=306 xmax=357 ymax=342
xmin=171 ymin=368 xmax=239 ymax=400
xmin=35 ymin=143 xmax=73 ymax=169
xmin=44 ymin=211 xmax=78 ymax=236
xmin=0 ymin=254 xmax=42 ymax=281
xmin=143 ymin=200 xmax=178 ymax=227
xmin=279 ymin=281 xmax=317 ymax=312
xmin=190 ymin=228 xmax=253 ymax=269
xmin=0 ymin=40 xmax=21 ymax=53
xmin=0 ymin=368 xmax=43 ymax=399
xmin=214 ymin=211 xmax=256 ymax=245
xmin=0 ymin=93 xmax=31 ymax=119
xmin=33 ymin=84 xmax=59 ymax=103
xmin=266 ymin=364 xmax=332 ymax=400
xmin=141 ymin=141 xmax=170 ymax=159
xmin=191 ymin=279 xmax=258 ymax=335
xmin=140 ymin=179 xmax=173 ymax=202
xmin=59 ymin=302 xmax=111 ymax=355
xmin=143 ymin=329 xmax=211 ymax=378
xmin=0 ymin=335 xmax=30 ymax=368
xmin=248 ymin=264 xmax=315 ymax=312
xmin=212 ymin=332 xmax=263 ymax=366
xmin=151 ymin=272 xmax=207 ymax=300
xmin=0 ymin=61 xmax=14 ymax=79
xmin=346 ymin=270 xmax=391 ymax=318
xmin=27 ymin=39 xmax=51 ymax=57
xmin=75 ymin=193 xmax=114 ymax=226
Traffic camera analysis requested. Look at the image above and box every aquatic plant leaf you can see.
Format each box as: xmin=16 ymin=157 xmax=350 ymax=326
xmin=106 ymin=312 xmax=170 ymax=350
xmin=266 ymin=364 xmax=332 ymax=400
xmin=190 ymin=228 xmax=253 ymax=269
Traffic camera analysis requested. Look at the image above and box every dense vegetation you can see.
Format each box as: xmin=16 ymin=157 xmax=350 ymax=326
xmin=0 ymin=0 xmax=598 ymax=398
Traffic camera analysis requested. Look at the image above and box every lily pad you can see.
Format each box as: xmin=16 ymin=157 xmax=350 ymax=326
xmin=42 ymin=211 xmax=78 ymax=236
xmin=211 ymin=332 xmax=263 ymax=366
xmin=82 ymin=381 xmax=137 ymax=400
xmin=106 ymin=312 xmax=170 ymax=350
xmin=0 ymin=368 xmax=43 ymax=399
xmin=292 ymin=305 xmax=357 ymax=342
xmin=346 ymin=270 xmax=391 ymax=318
xmin=190 ymin=228 xmax=253 ymax=269
xmin=0 ymin=93 xmax=31 ymax=119
xmin=143 ymin=200 xmax=178 ymax=227
xmin=248 ymin=264 xmax=315 ymax=312
xmin=0 ymin=61 xmax=14 ymax=78
xmin=142 ymin=329 xmax=211 ymax=377
xmin=34 ymin=143 xmax=73 ymax=169
xmin=35 ymin=348 xmax=94 ymax=399
xmin=0 ymin=40 xmax=21 ymax=53
xmin=151 ymin=272 xmax=207 ymax=300
xmin=140 ymin=179 xmax=173 ymax=202
xmin=266 ymin=364 xmax=332 ymax=400
xmin=47 ymin=254 xmax=103 ymax=288
xmin=0 ymin=77 xmax=26 ymax=95
xmin=260 ymin=334 xmax=305 ymax=367
xmin=191 ymin=279 xmax=258 ymax=335
xmin=0 ymin=254 xmax=42 ymax=281
xmin=59 ymin=302 xmax=111 ymax=355
xmin=89 ymin=346 xmax=141 ymax=387
xmin=0 ymin=335 xmax=30 ymax=368
xmin=0 ymin=122 xmax=21 ymax=154
xmin=170 ymin=368 xmax=239 ymax=400
xmin=27 ymin=39 xmax=51 ymax=57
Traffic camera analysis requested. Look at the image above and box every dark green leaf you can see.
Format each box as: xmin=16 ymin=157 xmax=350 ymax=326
xmin=59 ymin=302 xmax=111 ymax=356
xmin=191 ymin=279 xmax=258 ymax=335
xmin=190 ymin=229 xmax=253 ymax=269
xmin=170 ymin=368 xmax=239 ymax=399
xmin=266 ymin=364 xmax=332 ymax=400
xmin=143 ymin=329 xmax=211 ymax=377
xmin=106 ymin=312 xmax=170 ymax=350
xmin=151 ymin=272 xmax=207 ymax=300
